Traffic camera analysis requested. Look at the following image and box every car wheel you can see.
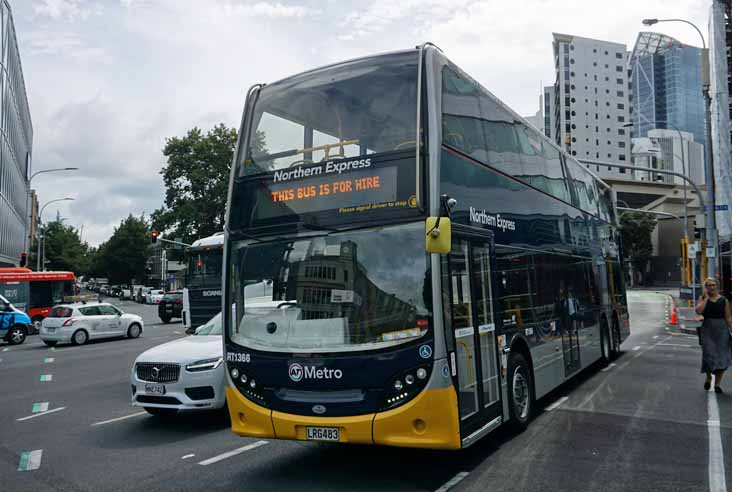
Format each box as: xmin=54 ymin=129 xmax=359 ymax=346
xmin=127 ymin=323 xmax=142 ymax=339
xmin=8 ymin=325 xmax=26 ymax=345
xmin=144 ymin=407 xmax=177 ymax=417
xmin=31 ymin=316 xmax=44 ymax=335
xmin=508 ymin=352 xmax=533 ymax=431
xmin=72 ymin=329 xmax=89 ymax=346
xmin=600 ymin=317 xmax=611 ymax=365
xmin=43 ymin=340 xmax=58 ymax=347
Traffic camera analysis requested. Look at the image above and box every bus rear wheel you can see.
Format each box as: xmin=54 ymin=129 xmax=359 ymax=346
xmin=508 ymin=352 xmax=533 ymax=431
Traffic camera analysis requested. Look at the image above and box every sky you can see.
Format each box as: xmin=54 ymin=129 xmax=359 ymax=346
xmin=14 ymin=0 xmax=710 ymax=246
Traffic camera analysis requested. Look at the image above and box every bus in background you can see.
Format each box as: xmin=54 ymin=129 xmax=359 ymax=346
xmin=217 ymin=45 xmax=629 ymax=449
xmin=0 ymin=268 xmax=76 ymax=334
xmin=182 ymin=232 xmax=224 ymax=334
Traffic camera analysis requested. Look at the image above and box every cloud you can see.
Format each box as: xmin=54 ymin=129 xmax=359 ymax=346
xmin=32 ymin=0 xmax=102 ymax=21
xmin=214 ymin=1 xmax=318 ymax=19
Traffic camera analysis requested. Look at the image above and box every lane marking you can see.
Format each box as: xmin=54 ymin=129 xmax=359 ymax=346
xmin=173 ymin=331 xmax=181 ymax=335
xmin=39 ymin=374 xmax=52 ymax=382
xmin=181 ymin=454 xmax=196 ymax=460
xmin=546 ymin=396 xmax=568 ymax=411
xmin=707 ymin=393 xmax=728 ymax=492
xmin=44 ymin=357 xmax=54 ymax=363
xmin=17 ymin=450 xmax=42 ymax=471
xmin=17 ymin=407 xmax=66 ymax=421
xmin=435 ymin=471 xmax=470 ymax=492
xmin=91 ymin=411 xmax=146 ymax=426
xmin=32 ymin=402 xmax=49 ymax=413
xmin=658 ymin=343 xmax=696 ymax=348
xmin=198 ymin=441 xmax=268 ymax=466
xmin=632 ymin=346 xmax=641 ymax=351
xmin=601 ymin=362 xmax=617 ymax=372
xmin=3 ymin=347 xmax=10 ymax=352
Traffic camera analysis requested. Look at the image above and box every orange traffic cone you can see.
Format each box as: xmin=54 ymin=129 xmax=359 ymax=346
xmin=669 ymin=305 xmax=678 ymax=325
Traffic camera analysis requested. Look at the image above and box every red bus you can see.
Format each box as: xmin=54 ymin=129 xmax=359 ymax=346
xmin=0 ymin=268 xmax=76 ymax=333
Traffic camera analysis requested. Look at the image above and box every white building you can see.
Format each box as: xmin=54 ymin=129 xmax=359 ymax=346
xmin=631 ymin=129 xmax=704 ymax=187
xmin=551 ymin=33 xmax=631 ymax=180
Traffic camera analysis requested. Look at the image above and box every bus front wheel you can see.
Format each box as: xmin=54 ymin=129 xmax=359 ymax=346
xmin=508 ymin=352 xmax=533 ymax=431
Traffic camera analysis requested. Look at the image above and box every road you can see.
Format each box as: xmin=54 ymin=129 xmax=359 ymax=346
xmin=0 ymin=292 xmax=729 ymax=491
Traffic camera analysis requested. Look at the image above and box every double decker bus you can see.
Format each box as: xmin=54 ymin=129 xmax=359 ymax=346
xmin=0 ymin=268 xmax=76 ymax=333
xmin=182 ymin=232 xmax=224 ymax=332
xmin=220 ymin=45 xmax=629 ymax=449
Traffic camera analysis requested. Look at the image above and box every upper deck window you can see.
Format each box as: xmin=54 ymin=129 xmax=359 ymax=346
xmin=240 ymin=52 xmax=419 ymax=176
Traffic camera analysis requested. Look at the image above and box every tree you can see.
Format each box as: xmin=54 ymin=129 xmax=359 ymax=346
xmin=42 ymin=221 xmax=90 ymax=274
xmin=151 ymin=124 xmax=237 ymax=244
xmin=619 ymin=211 xmax=657 ymax=284
xmin=96 ymin=215 xmax=150 ymax=285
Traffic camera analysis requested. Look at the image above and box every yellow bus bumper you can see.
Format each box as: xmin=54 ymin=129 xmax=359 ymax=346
xmin=225 ymin=385 xmax=461 ymax=450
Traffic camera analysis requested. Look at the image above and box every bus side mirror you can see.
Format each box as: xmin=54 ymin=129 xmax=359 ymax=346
xmin=425 ymin=217 xmax=451 ymax=254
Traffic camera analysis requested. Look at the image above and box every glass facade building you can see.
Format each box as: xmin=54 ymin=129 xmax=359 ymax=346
xmin=629 ymin=32 xmax=705 ymax=152
xmin=0 ymin=1 xmax=32 ymax=267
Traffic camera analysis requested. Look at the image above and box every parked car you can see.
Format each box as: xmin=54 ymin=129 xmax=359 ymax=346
xmin=130 ymin=312 xmax=224 ymax=416
xmin=110 ymin=285 xmax=123 ymax=297
xmin=99 ymin=285 xmax=109 ymax=296
xmin=146 ymin=289 xmax=165 ymax=305
xmin=0 ymin=294 xmax=32 ymax=345
xmin=158 ymin=291 xmax=183 ymax=323
xmin=39 ymin=302 xmax=143 ymax=346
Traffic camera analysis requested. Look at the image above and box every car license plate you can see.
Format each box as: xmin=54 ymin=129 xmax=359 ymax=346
xmin=46 ymin=327 xmax=55 ymax=332
xmin=144 ymin=384 xmax=166 ymax=395
xmin=306 ymin=426 xmax=340 ymax=442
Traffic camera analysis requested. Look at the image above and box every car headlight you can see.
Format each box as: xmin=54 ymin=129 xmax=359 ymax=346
xmin=185 ymin=357 xmax=223 ymax=372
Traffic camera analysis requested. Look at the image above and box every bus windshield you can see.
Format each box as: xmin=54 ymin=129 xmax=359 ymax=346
xmin=187 ymin=248 xmax=223 ymax=289
xmin=240 ymin=51 xmax=418 ymax=176
xmin=228 ymin=223 xmax=432 ymax=353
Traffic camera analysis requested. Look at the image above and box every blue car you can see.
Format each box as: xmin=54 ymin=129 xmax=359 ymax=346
xmin=0 ymin=294 xmax=31 ymax=345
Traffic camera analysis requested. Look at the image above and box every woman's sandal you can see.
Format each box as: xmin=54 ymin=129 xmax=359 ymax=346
xmin=705 ymin=381 xmax=711 ymax=390
xmin=715 ymin=386 xmax=723 ymax=394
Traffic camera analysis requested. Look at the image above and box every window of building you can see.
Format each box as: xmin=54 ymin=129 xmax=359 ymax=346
xmin=619 ymin=141 xmax=626 ymax=148
xmin=595 ymin=101 xmax=598 ymax=107
xmin=571 ymin=124 xmax=576 ymax=129
xmin=607 ymin=128 xmax=611 ymax=132
xmin=606 ymin=102 xmax=610 ymax=106
xmin=618 ymin=115 xmax=625 ymax=122
xmin=607 ymin=154 xmax=612 ymax=159
xmin=593 ymin=48 xmax=597 ymax=53
xmin=618 ymin=128 xmax=625 ymax=135
xmin=616 ymin=78 xmax=623 ymax=84
xmin=571 ymin=110 xmax=576 ymax=116
xmin=604 ymin=50 xmax=608 ymax=55
xmin=605 ymin=76 xmax=609 ymax=81
xmin=620 ymin=167 xmax=626 ymax=173
xmin=570 ymin=45 xmax=575 ymax=51
xmin=616 ymin=52 xmax=623 ymax=59
xmin=571 ymin=97 xmax=576 ymax=103
xmin=594 ymin=75 xmax=598 ymax=81
xmin=572 ymin=150 xmax=577 ymax=155
xmin=617 ymin=103 xmax=624 ymax=109
xmin=571 ymin=72 xmax=575 ymax=77
xmin=572 ymin=137 xmax=577 ymax=143
xmin=604 ymin=64 xmax=609 ymax=69
xmin=571 ymin=84 xmax=575 ymax=90
xmin=595 ymin=126 xmax=599 ymax=132
xmin=607 ymin=140 xmax=611 ymax=145
xmin=617 ymin=90 xmax=624 ymax=97
xmin=596 ymin=152 xmax=600 ymax=158
xmin=570 ymin=59 xmax=575 ymax=64
xmin=606 ymin=115 xmax=610 ymax=119
xmin=564 ymin=44 xmax=569 ymax=53
xmin=596 ymin=139 xmax=599 ymax=145
xmin=606 ymin=89 xmax=610 ymax=94
xmin=595 ymin=113 xmax=598 ymax=119
xmin=593 ymin=62 xmax=597 ymax=67
xmin=619 ymin=154 xmax=626 ymax=161
xmin=594 ymin=88 xmax=598 ymax=94
xmin=616 ymin=66 xmax=623 ymax=72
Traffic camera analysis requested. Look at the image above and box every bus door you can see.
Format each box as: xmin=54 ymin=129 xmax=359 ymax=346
xmin=446 ymin=230 xmax=502 ymax=439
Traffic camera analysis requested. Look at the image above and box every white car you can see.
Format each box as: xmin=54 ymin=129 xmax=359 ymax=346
xmin=146 ymin=289 xmax=165 ymax=305
xmin=39 ymin=303 xmax=144 ymax=346
xmin=130 ymin=312 xmax=225 ymax=416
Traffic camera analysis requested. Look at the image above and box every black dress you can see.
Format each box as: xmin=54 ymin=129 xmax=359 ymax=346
xmin=701 ymin=297 xmax=732 ymax=373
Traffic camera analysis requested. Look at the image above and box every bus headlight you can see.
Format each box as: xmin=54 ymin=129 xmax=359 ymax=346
xmin=381 ymin=365 xmax=431 ymax=411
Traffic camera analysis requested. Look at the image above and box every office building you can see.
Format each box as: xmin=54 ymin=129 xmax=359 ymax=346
xmin=551 ymin=33 xmax=631 ymax=180
xmin=628 ymin=32 xmax=706 ymax=152
xmin=0 ymin=1 xmax=33 ymax=267
xmin=630 ymin=129 xmax=704 ymax=186
xmin=543 ymin=85 xmax=555 ymax=140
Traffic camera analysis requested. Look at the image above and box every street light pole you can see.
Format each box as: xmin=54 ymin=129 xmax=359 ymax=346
xmin=25 ymin=167 xmax=79 ymax=256
xmin=642 ymin=17 xmax=716 ymax=277
xmin=37 ymin=197 xmax=75 ymax=271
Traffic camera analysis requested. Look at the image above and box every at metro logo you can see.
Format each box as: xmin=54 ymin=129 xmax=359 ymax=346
xmin=288 ymin=363 xmax=343 ymax=382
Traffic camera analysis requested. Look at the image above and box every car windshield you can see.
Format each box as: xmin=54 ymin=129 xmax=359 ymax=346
xmin=187 ymin=248 xmax=223 ymax=289
xmin=228 ymin=223 xmax=432 ymax=353
xmin=196 ymin=313 xmax=223 ymax=336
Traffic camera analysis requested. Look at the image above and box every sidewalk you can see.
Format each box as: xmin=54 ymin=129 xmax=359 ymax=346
xmin=665 ymin=289 xmax=701 ymax=336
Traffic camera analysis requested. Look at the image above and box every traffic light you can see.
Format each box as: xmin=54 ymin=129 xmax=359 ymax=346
xmin=694 ymin=227 xmax=702 ymax=240
xmin=19 ymin=252 xmax=27 ymax=267
xmin=151 ymin=230 xmax=159 ymax=244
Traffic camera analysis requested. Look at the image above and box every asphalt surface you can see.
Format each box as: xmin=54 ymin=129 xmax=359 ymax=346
xmin=0 ymin=292 xmax=729 ymax=491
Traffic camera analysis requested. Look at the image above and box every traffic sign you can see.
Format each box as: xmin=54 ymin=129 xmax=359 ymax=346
xmin=704 ymin=204 xmax=729 ymax=211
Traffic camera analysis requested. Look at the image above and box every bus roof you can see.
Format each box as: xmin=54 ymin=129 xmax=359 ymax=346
xmin=0 ymin=270 xmax=76 ymax=283
xmin=189 ymin=232 xmax=224 ymax=251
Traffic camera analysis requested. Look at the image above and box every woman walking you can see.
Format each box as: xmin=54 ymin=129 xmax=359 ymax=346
xmin=695 ymin=277 xmax=732 ymax=393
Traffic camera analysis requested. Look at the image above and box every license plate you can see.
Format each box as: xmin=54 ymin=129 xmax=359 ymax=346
xmin=306 ymin=426 xmax=340 ymax=442
xmin=144 ymin=384 xmax=166 ymax=395
xmin=46 ymin=327 xmax=55 ymax=332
